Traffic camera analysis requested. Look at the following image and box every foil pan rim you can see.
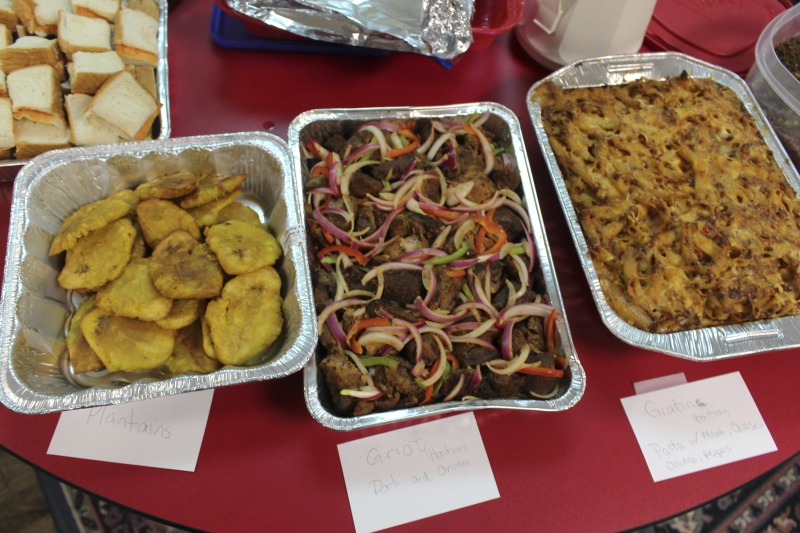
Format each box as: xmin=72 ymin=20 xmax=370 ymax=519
xmin=0 ymin=131 xmax=318 ymax=414
xmin=291 ymin=102 xmax=586 ymax=431
xmin=527 ymin=51 xmax=800 ymax=361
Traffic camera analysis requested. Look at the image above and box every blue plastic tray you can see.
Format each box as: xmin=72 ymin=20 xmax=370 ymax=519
xmin=209 ymin=3 xmax=391 ymax=56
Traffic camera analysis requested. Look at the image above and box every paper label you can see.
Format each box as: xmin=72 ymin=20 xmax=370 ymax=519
xmin=337 ymin=412 xmax=499 ymax=533
xmin=48 ymin=390 xmax=214 ymax=472
xmin=621 ymin=372 xmax=776 ymax=482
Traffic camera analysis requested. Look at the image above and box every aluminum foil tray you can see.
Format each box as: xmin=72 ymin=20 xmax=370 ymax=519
xmin=289 ymin=103 xmax=586 ymax=431
xmin=0 ymin=0 xmax=172 ymax=182
xmin=527 ymin=52 xmax=800 ymax=361
xmin=0 ymin=132 xmax=317 ymax=414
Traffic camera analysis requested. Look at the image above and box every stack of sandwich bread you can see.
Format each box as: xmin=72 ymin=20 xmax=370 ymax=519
xmin=0 ymin=0 xmax=161 ymax=159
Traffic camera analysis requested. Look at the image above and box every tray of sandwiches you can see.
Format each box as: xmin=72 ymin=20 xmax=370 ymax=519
xmin=0 ymin=0 xmax=169 ymax=180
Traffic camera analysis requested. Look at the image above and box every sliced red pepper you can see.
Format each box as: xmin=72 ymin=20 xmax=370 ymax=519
xmin=515 ymin=366 xmax=564 ymax=378
xmin=445 ymin=268 xmax=466 ymax=278
xmin=473 ymin=209 xmax=507 ymax=255
xmin=317 ymin=244 xmax=368 ymax=266
xmin=419 ymin=203 xmax=464 ymax=222
xmin=420 ymin=356 xmax=442 ymax=405
xmin=446 ymin=353 xmax=460 ymax=370
xmin=347 ymin=316 xmax=390 ymax=354
xmin=385 ymin=129 xmax=420 ymax=158
xmin=545 ymin=309 xmax=557 ymax=353
xmin=310 ymin=164 xmax=328 ymax=179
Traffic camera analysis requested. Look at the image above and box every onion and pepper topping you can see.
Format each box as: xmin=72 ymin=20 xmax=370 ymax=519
xmin=306 ymin=116 xmax=568 ymax=416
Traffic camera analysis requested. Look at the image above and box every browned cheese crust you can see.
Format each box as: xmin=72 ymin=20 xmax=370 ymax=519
xmin=535 ymin=74 xmax=800 ymax=333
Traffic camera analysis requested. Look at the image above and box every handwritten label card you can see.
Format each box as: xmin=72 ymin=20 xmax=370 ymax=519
xmin=48 ymin=390 xmax=214 ymax=472
xmin=621 ymin=372 xmax=776 ymax=482
xmin=337 ymin=412 xmax=499 ymax=533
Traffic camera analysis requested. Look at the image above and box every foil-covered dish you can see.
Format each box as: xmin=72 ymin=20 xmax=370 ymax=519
xmin=0 ymin=132 xmax=316 ymax=414
xmin=0 ymin=0 xmax=171 ymax=182
xmin=290 ymin=103 xmax=586 ymax=431
xmin=528 ymin=52 xmax=800 ymax=361
xmin=224 ymin=0 xmax=474 ymax=59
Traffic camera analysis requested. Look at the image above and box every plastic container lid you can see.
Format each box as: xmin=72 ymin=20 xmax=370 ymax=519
xmin=645 ymin=0 xmax=791 ymax=75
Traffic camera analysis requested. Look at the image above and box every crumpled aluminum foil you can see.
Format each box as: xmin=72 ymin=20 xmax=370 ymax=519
xmin=226 ymin=0 xmax=474 ymax=59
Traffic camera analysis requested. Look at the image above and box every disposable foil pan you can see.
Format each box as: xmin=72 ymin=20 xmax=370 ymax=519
xmin=527 ymin=52 xmax=800 ymax=361
xmin=289 ymin=103 xmax=586 ymax=431
xmin=0 ymin=0 xmax=172 ymax=182
xmin=0 ymin=132 xmax=317 ymax=414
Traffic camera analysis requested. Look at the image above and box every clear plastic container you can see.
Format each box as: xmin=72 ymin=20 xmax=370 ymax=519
xmin=746 ymin=4 xmax=800 ymax=169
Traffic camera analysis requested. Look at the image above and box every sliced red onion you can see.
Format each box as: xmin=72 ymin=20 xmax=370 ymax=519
xmin=356 ymin=331 xmax=406 ymax=352
xmin=501 ymin=319 xmax=516 ymax=361
xmin=443 ymin=374 xmax=466 ymax=402
xmin=365 ymin=193 xmax=395 ymax=211
xmin=467 ymin=124 xmax=495 ymax=175
xmin=417 ymin=127 xmax=435 ymax=154
xmin=417 ymin=325 xmax=453 ymax=351
xmin=419 ymin=337 xmax=448 ymax=387
xmin=343 ymin=143 xmax=379 ymax=164
xmin=450 ymin=337 xmax=497 ymax=352
xmin=358 ymin=119 xmax=403 ymax=133
xmin=393 ymin=318 xmax=423 ymax=362
xmin=317 ymin=297 xmax=367 ymax=332
xmin=454 ymin=301 xmax=498 ymax=318
xmin=449 ymin=258 xmax=478 ymax=270
xmin=422 ymin=266 xmax=437 ymax=307
xmin=426 ymin=132 xmax=456 ymax=161
xmin=497 ymin=303 xmax=557 ymax=326
xmin=340 ymin=389 xmax=383 ymax=400
xmin=325 ymin=304 xmax=349 ymax=348
xmin=467 ymin=365 xmax=483 ymax=391
xmin=485 ymin=346 xmax=530 ymax=375
xmin=414 ymin=296 xmax=468 ymax=323
xmin=359 ymin=125 xmax=390 ymax=158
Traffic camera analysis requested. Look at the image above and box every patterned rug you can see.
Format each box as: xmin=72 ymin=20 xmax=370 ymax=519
xmin=35 ymin=450 xmax=800 ymax=533
xmin=628 ymin=450 xmax=800 ymax=533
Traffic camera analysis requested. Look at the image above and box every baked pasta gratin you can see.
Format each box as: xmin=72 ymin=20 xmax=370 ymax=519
xmin=535 ymin=73 xmax=800 ymax=333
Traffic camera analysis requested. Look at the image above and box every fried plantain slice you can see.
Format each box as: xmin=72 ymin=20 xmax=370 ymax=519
xmin=204 ymin=266 xmax=283 ymax=365
xmin=49 ymin=190 xmax=137 ymax=255
xmin=80 ymin=307 xmax=176 ymax=372
xmin=150 ymin=230 xmax=223 ymax=299
xmin=186 ymin=189 xmax=241 ymax=227
xmin=134 ymin=171 xmax=199 ymax=200
xmin=214 ymin=202 xmax=262 ymax=226
xmin=65 ymin=295 xmax=104 ymax=373
xmin=200 ymin=315 xmax=216 ymax=359
xmin=95 ymin=258 xmax=173 ymax=321
xmin=205 ymin=220 xmax=282 ymax=275
xmin=58 ymin=217 xmax=136 ymax=291
xmin=165 ymin=321 xmax=221 ymax=374
xmin=155 ymin=298 xmax=204 ymax=330
xmin=136 ymin=198 xmax=201 ymax=248
xmin=130 ymin=223 xmax=148 ymax=259
xmin=179 ymin=173 xmax=247 ymax=209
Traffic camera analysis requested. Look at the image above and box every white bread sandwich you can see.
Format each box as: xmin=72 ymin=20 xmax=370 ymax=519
xmin=125 ymin=0 xmax=158 ymax=21
xmin=113 ymin=8 xmax=157 ymax=67
xmin=72 ymin=0 xmax=119 ymax=22
xmin=0 ymin=0 xmax=18 ymax=32
xmin=0 ymin=35 xmax=62 ymax=74
xmin=125 ymin=63 xmax=156 ymax=98
xmin=14 ymin=115 xmax=69 ymax=158
xmin=68 ymin=50 xmax=123 ymax=94
xmin=86 ymin=70 xmax=157 ymax=140
xmin=65 ymin=92 xmax=119 ymax=145
xmin=0 ymin=70 xmax=7 ymax=96
xmin=0 ymin=24 xmax=12 ymax=49
xmin=0 ymin=96 xmax=14 ymax=158
xmin=7 ymin=63 xmax=63 ymax=124
xmin=13 ymin=0 xmax=73 ymax=36
xmin=57 ymin=12 xmax=111 ymax=58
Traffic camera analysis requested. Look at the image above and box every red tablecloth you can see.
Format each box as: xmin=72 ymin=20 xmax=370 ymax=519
xmin=0 ymin=1 xmax=798 ymax=531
